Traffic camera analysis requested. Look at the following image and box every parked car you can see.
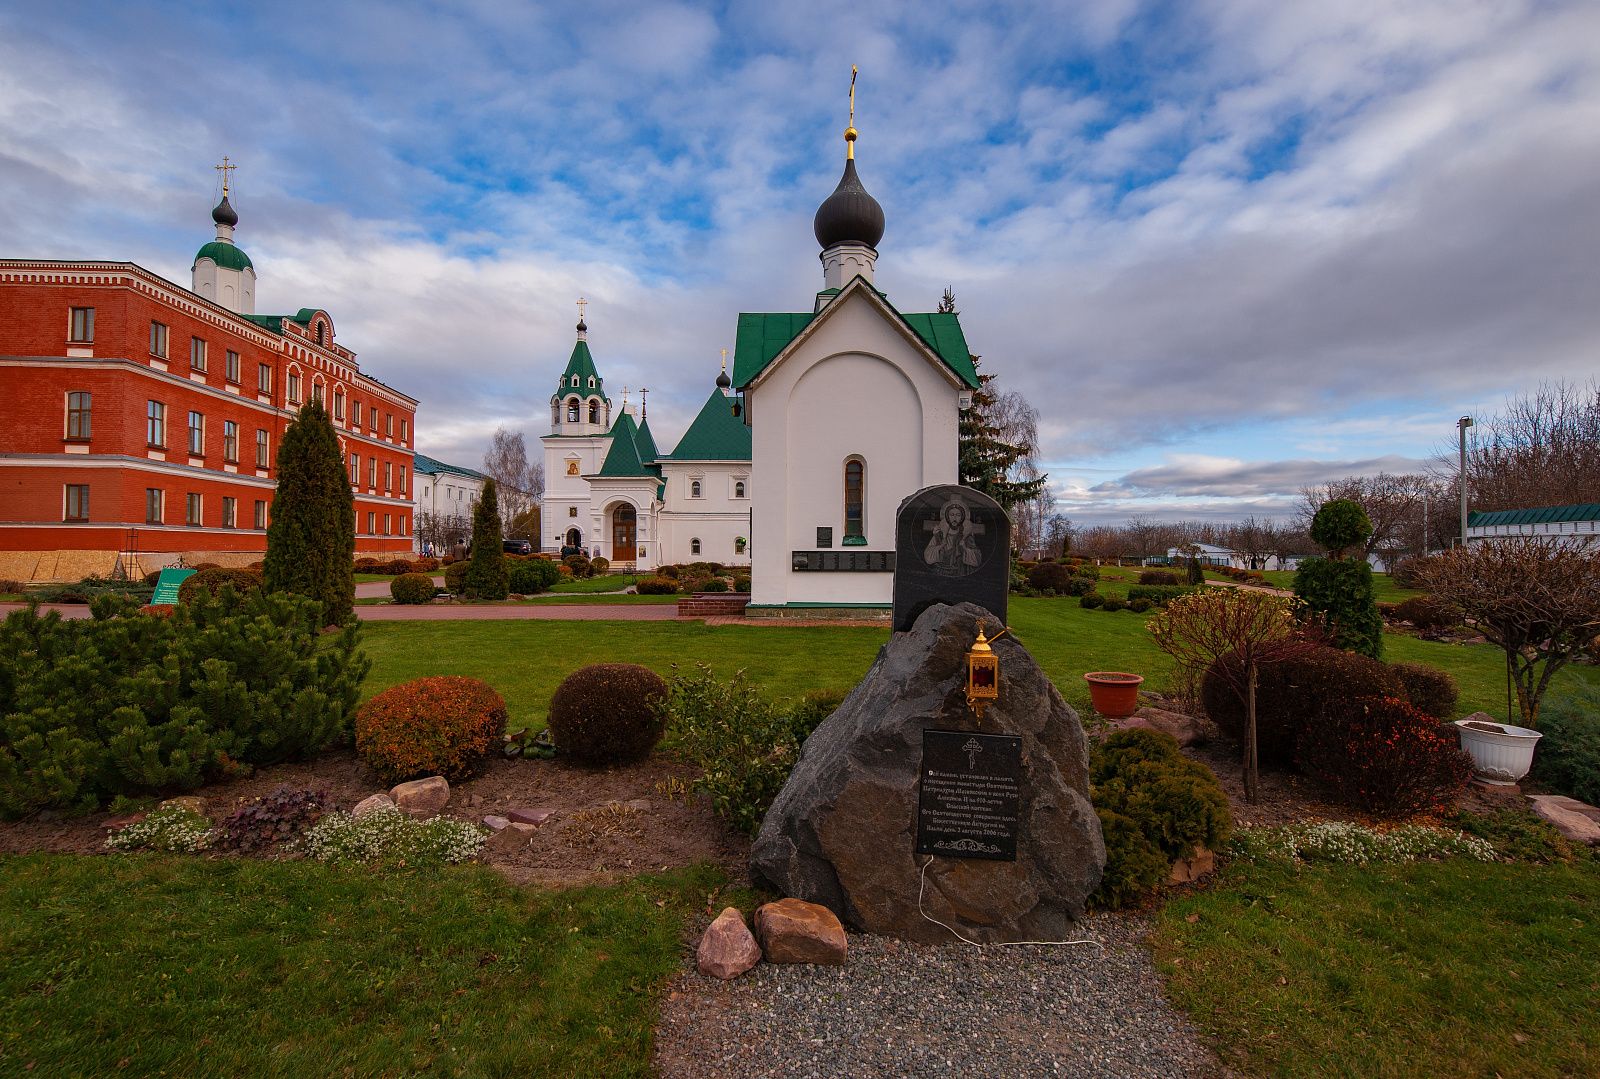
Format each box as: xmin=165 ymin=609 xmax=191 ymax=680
xmin=502 ymin=539 xmax=532 ymax=555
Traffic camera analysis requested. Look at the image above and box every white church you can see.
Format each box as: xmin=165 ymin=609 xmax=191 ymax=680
xmin=540 ymin=107 xmax=980 ymax=615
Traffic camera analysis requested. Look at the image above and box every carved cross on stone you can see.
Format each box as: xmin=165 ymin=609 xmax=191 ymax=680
xmin=963 ymin=737 xmax=983 ymax=770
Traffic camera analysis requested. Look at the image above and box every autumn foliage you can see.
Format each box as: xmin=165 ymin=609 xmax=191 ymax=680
xmin=1296 ymin=696 xmax=1473 ymax=816
xmin=355 ymin=676 xmax=508 ymax=783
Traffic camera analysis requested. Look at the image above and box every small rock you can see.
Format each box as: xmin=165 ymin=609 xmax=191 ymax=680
xmin=482 ymin=822 xmax=538 ymax=858
xmin=467 ymin=794 xmax=483 ymax=808
xmin=697 ymin=907 xmax=762 ymax=980
xmin=390 ymin=776 xmax=450 ymax=820
xmin=352 ymin=793 xmax=395 ymax=819
xmin=1133 ymin=706 xmax=1206 ymax=747
xmin=482 ymin=815 xmax=511 ymax=831
xmin=1528 ymin=794 xmax=1600 ymax=846
xmin=1168 ymin=846 xmax=1216 ymax=884
xmin=157 ymin=796 xmax=206 ymax=816
xmin=754 ymin=898 xmax=848 ymax=965
xmin=507 ymin=807 xmax=553 ymax=826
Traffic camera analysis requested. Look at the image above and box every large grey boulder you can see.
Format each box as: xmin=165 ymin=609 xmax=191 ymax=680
xmin=752 ymin=601 xmax=1104 ymax=943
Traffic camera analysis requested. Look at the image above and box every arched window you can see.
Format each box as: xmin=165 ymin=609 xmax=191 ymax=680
xmin=315 ymin=322 xmax=326 ymax=345
xmin=734 ymin=481 xmax=746 ymax=498
xmin=844 ymin=458 xmax=864 ymax=539
xmin=588 ymin=400 xmax=599 ymax=424
xmin=588 ymin=376 xmax=596 ymax=388
xmin=691 ymin=480 xmax=702 ymax=498
xmin=691 ymin=538 xmax=701 ymax=556
xmin=571 ymin=375 xmax=579 ymax=388
xmin=567 ymin=397 xmax=580 ymax=423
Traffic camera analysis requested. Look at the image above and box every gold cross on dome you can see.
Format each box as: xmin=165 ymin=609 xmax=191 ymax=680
xmin=215 ymin=155 xmax=236 ymax=196
xmin=720 ymin=347 xmax=728 ymax=371
xmin=576 ymin=296 xmax=588 ymax=320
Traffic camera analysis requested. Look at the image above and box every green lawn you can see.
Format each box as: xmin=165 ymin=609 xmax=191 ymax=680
xmin=1155 ymin=856 xmax=1600 ymax=1078
xmin=551 ymin=574 xmax=641 ymax=593
xmin=0 ymin=854 xmax=730 ymax=1077
xmin=358 ymin=596 xmax=1598 ymax=727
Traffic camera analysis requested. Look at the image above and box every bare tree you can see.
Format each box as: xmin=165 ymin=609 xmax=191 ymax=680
xmin=1227 ymin=516 xmax=1274 ymax=570
xmin=1457 ymin=380 xmax=1600 ymax=515
xmin=1418 ymin=536 xmax=1600 ymax=727
xmin=416 ymin=510 xmax=472 ymax=556
xmin=1043 ymin=514 xmax=1075 ymax=558
xmin=1124 ymin=517 xmax=1168 ymax=563
xmin=482 ymin=428 xmax=545 ymax=538
xmin=1299 ymin=473 xmax=1433 ymax=561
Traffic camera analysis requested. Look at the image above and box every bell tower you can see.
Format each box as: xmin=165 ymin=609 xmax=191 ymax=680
xmin=191 ymin=157 xmax=257 ymax=314
xmin=549 ymin=299 xmax=612 ymax=435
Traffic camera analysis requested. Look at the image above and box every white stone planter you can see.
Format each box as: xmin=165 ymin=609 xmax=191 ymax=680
xmin=1454 ymin=714 xmax=1542 ymax=785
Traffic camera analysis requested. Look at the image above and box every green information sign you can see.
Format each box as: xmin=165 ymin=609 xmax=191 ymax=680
xmin=151 ymin=568 xmax=196 ymax=606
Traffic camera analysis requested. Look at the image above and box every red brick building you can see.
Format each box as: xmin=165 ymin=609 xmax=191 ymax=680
xmin=0 ymin=192 xmax=418 ymax=582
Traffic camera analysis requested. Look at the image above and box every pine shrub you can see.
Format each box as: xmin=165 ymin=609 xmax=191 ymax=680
xmin=463 ymin=479 xmax=509 ymax=600
xmin=1296 ymin=696 xmax=1473 ymax=816
xmin=1294 ymin=556 xmax=1384 ymax=658
xmin=1390 ymin=661 xmax=1459 ymax=719
xmin=547 ymin=663 xmax=668 ymax=764
xmin=1092 ymin=808 xmax=1170 ymax=910
xmin=1202 ymin=645 xmax=1403 ymax=766
xmin=1075 ymin=564 xmax=1101 ymax=581
xmin=177 ymin=568 xmax=263 ymax=605
xmin=389 ymin=573 xmax=436 ymax=605
xmin=262 ymin=398 xmax=354 ymax=624
xmin=1101 ymin=597 xmax=1127 ymax=612
xmin=1309 ymin=498 xmax=1373 ymax=557
xmin=355 ymin=676 xmax=508 ymax=784
xmin=1530 ymin=684 xmax=1600 ymax=805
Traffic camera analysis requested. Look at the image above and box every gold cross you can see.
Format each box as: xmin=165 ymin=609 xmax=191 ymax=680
xmin=640 ymin=387 xmax=648 ymax=418
xmin=849 ymin=66 xmax=857 ymax=128
xmin=720 ymin=347 xmax=728 ymax=371
xmin=215 ymin=155 xmax=236 ymax=196
xmin=576 ymin=296 xmax=587 ymax=320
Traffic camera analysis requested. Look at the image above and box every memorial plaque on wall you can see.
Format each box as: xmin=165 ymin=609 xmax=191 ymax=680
xmin=915 ymin=729 xmax=1022 ymax=861
xmin=891 ymin=484 xmax=1009 ymax=632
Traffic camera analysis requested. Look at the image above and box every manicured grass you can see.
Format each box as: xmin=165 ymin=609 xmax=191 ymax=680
xmin=1155 ymin=856 xmax=1600 ymax=1078
xmin=354 ymin=572 xmax=417 ymax=583
xmin=551 ymin=574 xmax=641 ymax=593
xmin=0 ymin=854 xmax=730 ymax=1077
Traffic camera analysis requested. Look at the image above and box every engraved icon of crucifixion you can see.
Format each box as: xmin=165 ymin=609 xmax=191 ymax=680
xmin=962 ymin=737 xmax=983 ymax=770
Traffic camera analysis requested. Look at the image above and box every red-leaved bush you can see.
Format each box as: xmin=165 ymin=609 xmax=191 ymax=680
xmin=1296 ymin=696 xmax=1473 ymax=816
xmin=355 ymin=676 xmax=508 ymax=783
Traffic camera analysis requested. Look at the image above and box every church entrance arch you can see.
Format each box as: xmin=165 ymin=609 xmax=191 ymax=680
xmin=564 ymin=527 xmax=582 ymax=552
xmin=611 ymin=505 xmax=637 ymax=563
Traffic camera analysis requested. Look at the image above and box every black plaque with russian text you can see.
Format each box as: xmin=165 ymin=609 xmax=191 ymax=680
xmin=915 ymin=729 xmax=1022 ymax=861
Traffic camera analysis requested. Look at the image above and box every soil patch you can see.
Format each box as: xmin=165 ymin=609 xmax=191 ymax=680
xmin=0 ymin=750 xmax=749 ymax=888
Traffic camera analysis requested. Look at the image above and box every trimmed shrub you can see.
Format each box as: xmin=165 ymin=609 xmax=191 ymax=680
xmin=1089 ymin=728 xmax=1232 ymax=909
xmin=563 ymin=554 xmax=593 ymax=578
xmin=0 ymin=590 xmax=366 ymax=816
xmin=390 ymin=573 xmax=436 ymax=605
xmin=733 ymin=576 xmax=752 ymax=594
xmin=1139 ymin=570 xmax=1180 ymax=586
xmin=1027 ymin=562 xmax=1074 ymax=593
xmin=1202 ymin=645 xmax=1404 ymax=766
xmin=636 ymin=576 xmax=678 ymax=595
xmin=700 ymin=578 xmax=731 ymax=593
xmin=507 ymin=558 xmax=561 ymax=595
xmin=1296 ymin=696 xmax=1473 ymax=816
xmin=1393 ymin=595 xmax=1459 ymax=638
xmin=1080 ymin=592 xmax=1105 ymax=609
xmin=658 ymin=564 xmax=682 ymax=579
xmin=1127 ymin=598 xmax=1154 ymax=614
xmin=192 ymin=562 xmax=222 ymax=572
xmin=355 ymin=675 xmax=508 ymax=784
xmin=663 ymin=664 xmax=794 ymax=836
xmin=175 ymin=568 xmax=263 ymax=605
xmin=1530 ymin=684 xmax=1600 ymax=805
xmin=411 ymin=556 xmax=441 ymax=573
xmin=591 ymin=557 xmax=611 ymax=574
xmin=547 ymin=663 xmax=668 ymax=764
xmin=1075 ymin=565 xmax=1101 ymax=581
xmin=1309 ymin=498 xmax=1373 ymax=557
xmin=443 ymin=559 xmax=470 ymax=594
xmin=1061 ymin=576 xmax=1093 ymax=597
xmin=1128 ymin=584 xmax=1200 ymax=606
xmin=142 ymin=570 xmax=162 ymax=587
xmin=1294 ymin=556 xmax=1384 ymax=659
xmin=1390 ymin=661 xmax=1459 ymax=719
xmin=463 ymin=479 xmax=509 ymax=600
xmin=1101 ymin=597 xmax=1126 ymax=612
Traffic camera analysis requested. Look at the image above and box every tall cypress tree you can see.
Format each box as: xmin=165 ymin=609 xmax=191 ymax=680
xmin=263 ymin=398 xmax=354 ymax=624
xmin=464 ymin=478 xmax=509 ymax=600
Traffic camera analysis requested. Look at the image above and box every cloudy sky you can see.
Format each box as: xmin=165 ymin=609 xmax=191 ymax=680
xmin=3 ymin=1 xmax=1596 ymax=526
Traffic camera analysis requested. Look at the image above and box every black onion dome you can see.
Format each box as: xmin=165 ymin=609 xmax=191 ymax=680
xmin=576 ymin=318 xmax=587 ymax=334
xmin=813 ymin=158 xmax=884 ymax=250
xmin=212 ymin=195 xmax=238 ymax=227
xmin=715 ymin=367 xmax=731 ymax=390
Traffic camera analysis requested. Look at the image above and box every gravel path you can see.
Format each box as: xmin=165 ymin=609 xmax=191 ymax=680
xmin=656 ymin=912 xmax=1223 ymax=1079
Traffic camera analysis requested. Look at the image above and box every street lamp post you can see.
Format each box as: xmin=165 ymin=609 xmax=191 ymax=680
xmin=1458 ymin=415 xmax=1474 ymax=547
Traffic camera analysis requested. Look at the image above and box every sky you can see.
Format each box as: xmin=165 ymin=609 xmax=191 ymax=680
xmin=2 ymin=0 xmax=1596 ymax=527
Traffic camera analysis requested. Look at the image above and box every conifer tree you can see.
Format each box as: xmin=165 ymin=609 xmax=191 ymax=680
xmin=941 ymin=287 xmax=1048 ymax=511
xmin=263 ymin=398 xmax=354 ymax=624
xmin=464 ymin=478 xmax=509 ymax=600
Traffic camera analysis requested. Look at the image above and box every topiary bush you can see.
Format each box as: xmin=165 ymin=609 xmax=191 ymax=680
xmin=590 ymin=557 xmax=610 ymax=575
xmin=1089 ymin=728 xmax=1232 ymax=909
xmin=1392 ymin=595 xmax=1459 ymax=639
xmin=1530 ymin=684 xmax=1600 ymax=805
xmin=507 ymin=557 xmax=561 ymax=595
xmin=354 ymin=675 xmax=508 ymax=784
xmin=1390 ymin=661 xmax=1459 ymax=719
xmin=1309 ymin=498 xmax=1373 ymax=558
xmin=464 ymin=480 xmax=509 ymax=600
xmin=1062 ymin=576 xmax=1093 ymax=597
xmin=1027 ymin=562 xmax=1074 ymax=593
xmin=1202 ymin=645 xmax=1404 ymax=766
xmin=700 ymin=578 xmax=730 ymax=593
xmin=636 ymin=576 xmax=678 ymax=595
xmin=658 ymin=564 xmax=681 ymax=579
xmin=563 ymin=554 xmax=593 ymax=579
xmin=175 ymin=568 xmax=263 ymax=605
xmin=1294 ymin=556 xmax=1384 ymax=659
xmin=390 ymin=573 xmax=436 ymax=605
xmin=1127 ymin=597 xmax=1154 ymax=614
xmin=1296 ymin=696 xmax=1473 ymax=816
xmin=1075 ymin=564 xmax=1101 ymax=581
xmin=1139 ymin=570 xmax=1180 ymax=586
xmin=547 ymin=663 xmax=668 ymax=764
xmin=1080 ymin=592 xmax=1105 ymax=609
xmin=443 ymin=559 xmax=470 ymax=594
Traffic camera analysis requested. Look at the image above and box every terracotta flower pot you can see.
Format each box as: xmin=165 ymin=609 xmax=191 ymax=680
xmin=1084 ymin=671 xmax=1144 ymax=718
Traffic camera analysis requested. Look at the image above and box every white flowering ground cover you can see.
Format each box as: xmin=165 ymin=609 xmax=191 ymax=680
xmin=104 ymin=805 xmax=213 ymax=854
xmin=1227 ymin=821 xmax=1496 ymax=865
xmin=303 ymin=805 xmax=486 ymax=867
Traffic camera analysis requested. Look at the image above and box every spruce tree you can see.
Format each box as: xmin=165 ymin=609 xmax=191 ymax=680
xmin=262 ymin=399 xmax=354 ymax=624
xmin=464 ymin=478 xmax=509 ymax=600
xmin=942 ymin=288 xmax=1048 ymax=511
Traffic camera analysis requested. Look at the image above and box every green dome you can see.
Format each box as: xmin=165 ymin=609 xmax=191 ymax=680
xmin=193 ymin=241 xmax=253 ymax=272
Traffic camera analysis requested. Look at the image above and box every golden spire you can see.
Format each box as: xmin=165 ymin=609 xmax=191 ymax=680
xmin=215 ymin=155 xmax=236 ymax=197
xmin=845 ymin=66 xmax=858 ymax=160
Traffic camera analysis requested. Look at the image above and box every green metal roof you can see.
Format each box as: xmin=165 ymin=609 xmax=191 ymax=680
xmin=413 ymin=452 xmax=486 ymax=480
xmin=595 ymin=412 xmax=655 ymax=478
xmin=663 ymin=388 xmax=753 ymax=462
xmin=193 ymin=240 xmax=253 ymax=272
xmin=555 ymin=339 xmax=609 ymax=402
xmin=1467 ymin=503 xmax=1600 ymax=528
xmin=635 ymin=417 xmax=660 ymax=463
xmin=732 ymin=281 xmax=979 ymax=390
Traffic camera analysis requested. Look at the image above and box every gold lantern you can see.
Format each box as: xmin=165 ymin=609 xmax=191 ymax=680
xmin=966 ymin=627 xmax=1003 ymax=718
